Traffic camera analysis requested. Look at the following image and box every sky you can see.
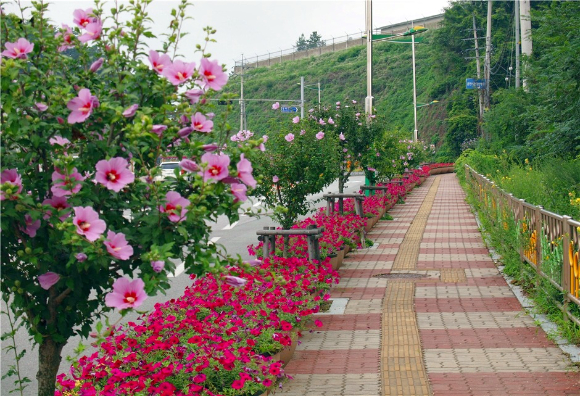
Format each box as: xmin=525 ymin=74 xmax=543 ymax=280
xmin=5 ymin=0 xmax=451 ymax=71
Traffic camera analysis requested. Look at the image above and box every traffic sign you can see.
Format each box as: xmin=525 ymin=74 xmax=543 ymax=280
xmin=281 ymin=106 xmax=298 ymax=113
xmin=466 ymin=78 xmax=486 ymax=89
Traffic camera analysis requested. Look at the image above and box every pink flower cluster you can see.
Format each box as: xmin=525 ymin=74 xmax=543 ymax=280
xmin=56 ymin=257 xmax=338 ymax=396
xmin=148 ymin=51 xmax=228 ymax=92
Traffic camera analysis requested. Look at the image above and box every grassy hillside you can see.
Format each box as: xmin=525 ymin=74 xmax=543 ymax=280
xmin=220 ymin=33 xmax=451 ymax=147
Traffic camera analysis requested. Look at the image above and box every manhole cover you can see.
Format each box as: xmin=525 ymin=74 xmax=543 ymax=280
xmin=373 ymin=273 xmax=425 ymax=279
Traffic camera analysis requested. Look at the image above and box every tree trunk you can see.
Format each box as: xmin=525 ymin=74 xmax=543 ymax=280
xmin=37 ymin=336 xmax=65 ymax=396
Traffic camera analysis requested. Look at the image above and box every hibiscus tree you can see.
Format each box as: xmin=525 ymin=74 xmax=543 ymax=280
xmin=0 ymin=2 xmax=260 ymax=395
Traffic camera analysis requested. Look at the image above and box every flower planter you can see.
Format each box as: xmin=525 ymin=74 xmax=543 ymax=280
xmin=279 ymin=335 xmax=298 ymax=366
xmin=329 ymin=254 xmax=339 ymax=270
xmin=336 ymin=248 xmax=345 ymax=267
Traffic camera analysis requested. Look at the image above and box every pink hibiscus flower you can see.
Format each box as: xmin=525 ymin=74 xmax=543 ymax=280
xmin=151 ymin=261 xmax=165 ymax=273
xmin=236 ymin=154 xmax=256 ymax=188
xmin=272 ymin=102 xmax=280 ymax=110
xmin=78 ymin=20 xmax=102 ymax=43
xmin=105 ymin=277 xmax=147 ymax=310
xmin=122 ymin=104 xmax=138 ymax=118
xmin=42 ymin=196 xmax=71 ymax=221
xmin=95 ymin=157 xmax=134 ymax=192
xmin=2 ymin=38 xmax=34 ymax=59
xmin=35 ymin=103 xmax=48 ymax=112
xmin=184 ymin=88 xmax=205 ymax=104
xmin=292 ymin=116 xmax=300 ymax=124
xmin=51 ymin=167 xmax=84 ymax=197
xmin=198 ymin=58 xmax=228 ymax=91
xmin=285 ymin=133 xmax=294 ymax=142
xmin=339 ymin=132 xmax=346 ymax=141
xmin=21 ymin=214 xmax=40 ymax=237
xmin=162 ymin=60 xmax=196 ymax=85
xmin=148 ymin=50 xmax=171 ymax=74
xmin=231 ymin=183 xmax=247 ymax=202
xmin=104 ymin=230 xmax=133 ymax=260
xmin=73 ymin=206 xmax=106 ymax=242
xmin=316 ymin=131 xmax=325 ymax=140
xmin=151 ymin=125 xmax=167 ymax=136
xmin=89 ymin=57 xmax=104 ymax=72
xmin=55 ymin=24 xmax=74 ymax=52
xmin=1 ymin=169 xmax=23 ymax=200
xmin=179 ymin=159 xmax=199 ymax=173
xmin=159 ymin=191 xmax=190 ymax=223
xmin=38 ymin=272 xmax=60 ymax=290
xmin=199 ymin=152 xmax=230 ymax=182
xmin=49 ymin=136 xmax=70 ymax=146
xmin=191 ymin=112 xmax=213 ymax=133
xmin=73 ymin=8 xmax=96 ymax=28
xmin=224 ymin=275 xmax=247 ymax=288
xmin=67 ymin=89 xmax=99 ymax=124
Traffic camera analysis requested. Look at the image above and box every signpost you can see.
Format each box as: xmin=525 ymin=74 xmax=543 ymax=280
xmin=281 ymin=106 xmax=298 ymax=113
xmin=466 ymin=78 xmax=486 ymax=89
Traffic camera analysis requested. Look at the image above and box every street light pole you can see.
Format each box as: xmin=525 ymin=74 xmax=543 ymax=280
xmin=300 ymin=76 xmax=305 ymax=119
xmin=365 ymin=0 xmax=373 ymax=115
xmin=240 ymin=54 xmax=245 ymax=131
xmin=318 ymin=81 xmax=321 ymax=110
xmin=412 ymin=33 xmax=418 ymax=142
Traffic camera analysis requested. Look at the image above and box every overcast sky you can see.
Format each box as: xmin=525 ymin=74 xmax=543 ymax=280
xmin=5 ymin=0 xmax=451 ymax=71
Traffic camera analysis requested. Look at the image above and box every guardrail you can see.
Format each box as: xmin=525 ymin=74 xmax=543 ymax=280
xmin=465 ymin=165 xmax=580 ymax=326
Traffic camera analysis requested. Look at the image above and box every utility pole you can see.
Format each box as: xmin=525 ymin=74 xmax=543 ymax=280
xmin=484 ymin=0 xmax=492 ymax=112
xmin=473 ymin=15 xmax=484 ymax=133
xmin=240 ymin=54 xmax=245 ymax=131
xmin=300 ymin=76 xmax=305 ymax=119
xmin=520 ymin=0 xmax=532 ymax=89
xmin=365 ymin=0 xmax=373 ymax=115
xmin=412 ymin=32 xmax=418 ymax=142
xmin=514 ymin=0 xmax=521 ymax=88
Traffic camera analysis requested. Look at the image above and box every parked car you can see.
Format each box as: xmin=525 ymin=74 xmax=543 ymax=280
xmin=160 ymin=161 xmax=181 ymax=180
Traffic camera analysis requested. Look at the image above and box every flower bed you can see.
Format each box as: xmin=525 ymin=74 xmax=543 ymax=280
xmin=57 ymin=171 xmax=432 ymax=395
xmin=427 ymin=163 xmax=455 ymax=175
xmin=56 ymin=257 xmax=338 ymax=396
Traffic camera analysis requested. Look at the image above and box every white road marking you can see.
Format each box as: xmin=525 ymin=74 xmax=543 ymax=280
xmin=209 ymin=237 xmax=221 ymax=244
xmin=222 ymin=221 xmax=239 ymax=230
xmin=253 ymin=200 xmax=262 ymax=207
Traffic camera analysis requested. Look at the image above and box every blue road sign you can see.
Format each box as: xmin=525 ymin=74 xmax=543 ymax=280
xmin=281 ymin=106 xmax=298 ymax=113
xmin=466 ymin=78 xmax=486 ymax=90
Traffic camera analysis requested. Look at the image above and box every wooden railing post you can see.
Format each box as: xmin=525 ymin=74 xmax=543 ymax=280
xmin=535 ymin=205 xmax=543 ymax=287
xmin=519 ymin=198 xmax=526 ymax=262
xmin=562 ymin=216 xmax=572 ymax=323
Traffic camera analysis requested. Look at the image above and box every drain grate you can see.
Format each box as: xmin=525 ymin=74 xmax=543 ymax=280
xmin=373 ymin=273 xmax=426 ymax=279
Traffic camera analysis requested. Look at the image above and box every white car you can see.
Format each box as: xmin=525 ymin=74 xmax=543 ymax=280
xmin=160 ymin=161 xmax=181 ymax=179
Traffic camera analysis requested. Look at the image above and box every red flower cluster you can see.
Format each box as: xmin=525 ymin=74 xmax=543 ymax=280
xmin=56 ymin=257 xmax=338 ymax=396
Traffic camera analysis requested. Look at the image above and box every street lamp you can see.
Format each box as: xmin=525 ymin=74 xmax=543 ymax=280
xmin=297 ymin=79 xmax=322 ymax=116
xmin=405 ymin=26 xmax=428 ymax=142
xmin=416 ymin=100 xmax=439 ymax=109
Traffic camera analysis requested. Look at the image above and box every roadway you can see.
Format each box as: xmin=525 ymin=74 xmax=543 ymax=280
xmin=0 ymin=175 xmax=365 ymax=395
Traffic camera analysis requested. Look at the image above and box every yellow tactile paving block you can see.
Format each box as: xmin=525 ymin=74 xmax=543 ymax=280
xmin=381 ymin=282 xmax=432 ymax=396
xmin=392 ymin=177 xmax=441 ymax=271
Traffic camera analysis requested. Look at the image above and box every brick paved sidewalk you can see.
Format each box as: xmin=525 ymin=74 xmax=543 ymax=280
xmin=277 ymin=174 xmax=580 ymax=396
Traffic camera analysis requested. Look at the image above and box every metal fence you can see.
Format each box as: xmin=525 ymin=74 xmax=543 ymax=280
xmin=465 ymin=165 xmax=580 ymax=326
xmin=234 ymin=31 xmax=367 ymax=72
